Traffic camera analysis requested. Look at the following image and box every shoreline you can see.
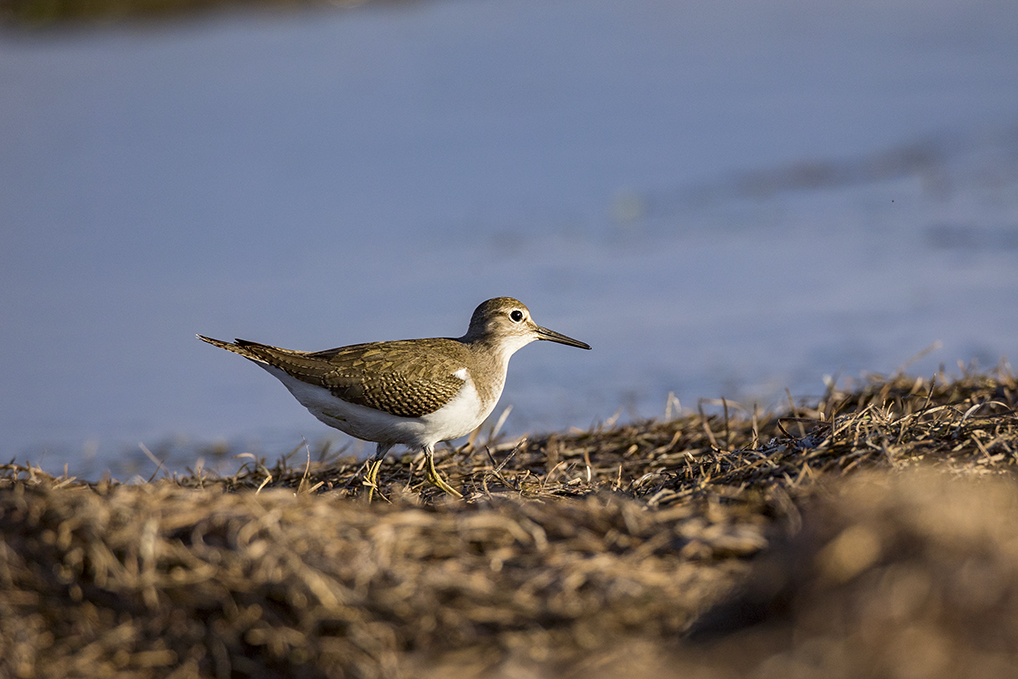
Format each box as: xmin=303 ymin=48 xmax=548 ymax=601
xmin=2 ymin=369 xmax=1017 ymax=676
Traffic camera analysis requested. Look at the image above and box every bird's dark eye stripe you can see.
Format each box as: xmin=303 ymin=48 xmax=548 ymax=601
xmin=510 ymin=310 xmax=524 ymax=322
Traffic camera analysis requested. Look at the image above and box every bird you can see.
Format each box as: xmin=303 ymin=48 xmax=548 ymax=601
xmin=198 ymin=297 xmax=590 ymax=498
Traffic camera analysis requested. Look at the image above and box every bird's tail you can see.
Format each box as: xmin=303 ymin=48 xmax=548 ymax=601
xmin=198 ymin=334 xmax=306 ymax=369
xmin=196 ymin=334 xmax=272 ymax=363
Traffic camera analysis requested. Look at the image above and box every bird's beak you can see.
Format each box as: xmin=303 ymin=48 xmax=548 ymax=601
xmin=534 ymin=325 xmax=591 ymax=350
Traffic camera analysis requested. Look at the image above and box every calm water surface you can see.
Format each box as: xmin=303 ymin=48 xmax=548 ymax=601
xmin=2 ymin=0 xmax=1017 ymax=476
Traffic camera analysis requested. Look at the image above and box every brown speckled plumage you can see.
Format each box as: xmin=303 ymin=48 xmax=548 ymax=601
xmin=215 ymin=337 xmax=479 ymax=419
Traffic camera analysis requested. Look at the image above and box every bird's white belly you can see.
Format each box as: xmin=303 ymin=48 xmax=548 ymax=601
xmin=261 ymin=365 xmax=497 ymax=449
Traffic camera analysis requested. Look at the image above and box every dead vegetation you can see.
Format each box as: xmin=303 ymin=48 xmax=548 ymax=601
xmin=1 ymin=367 xmax=1017 ymax=678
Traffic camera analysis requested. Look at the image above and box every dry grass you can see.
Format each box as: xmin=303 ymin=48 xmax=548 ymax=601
xmin=1 ymin=367 xmax=1017 ymax=678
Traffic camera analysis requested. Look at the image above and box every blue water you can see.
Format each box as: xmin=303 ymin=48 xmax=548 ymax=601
xmin=2 ymin=0 xmax=1017 ymax=477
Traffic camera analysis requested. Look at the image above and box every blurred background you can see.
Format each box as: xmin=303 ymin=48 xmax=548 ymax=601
xmin=2 ymin=0 xmax=1017 ymax=477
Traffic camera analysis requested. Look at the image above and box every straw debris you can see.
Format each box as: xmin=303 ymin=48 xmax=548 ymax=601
xmin=1 ymin=367 xmax=1017 ymax=677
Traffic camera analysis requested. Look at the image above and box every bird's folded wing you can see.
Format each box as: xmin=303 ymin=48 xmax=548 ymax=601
xmin=236 ymin=338 xmax=468 ymax=418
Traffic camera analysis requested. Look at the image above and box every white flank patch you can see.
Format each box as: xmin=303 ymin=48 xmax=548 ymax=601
xmin=452 ymin=367 xmax=469 ymax=380
xmin=420 ymin=378 xmax=489 ymax=442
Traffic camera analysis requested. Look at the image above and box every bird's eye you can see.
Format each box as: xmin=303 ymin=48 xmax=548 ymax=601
xmin=509 ymin=309 xmax=524 ymax=322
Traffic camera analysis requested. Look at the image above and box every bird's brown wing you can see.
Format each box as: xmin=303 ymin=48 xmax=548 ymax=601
xmin=223 ymin=337 xmax=469 ymax=418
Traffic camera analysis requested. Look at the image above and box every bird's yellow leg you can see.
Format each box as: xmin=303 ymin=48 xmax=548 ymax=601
xmin=425 ymin=450 xmax=463 ymax=498
xmin=364 ymin=457 xmax=384 ymax=503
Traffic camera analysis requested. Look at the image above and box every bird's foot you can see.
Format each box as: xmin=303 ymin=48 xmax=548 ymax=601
xmin=363 ymin=458 xmax=388 ymax=503
xmin=425 ymin=454 xmax=463 ymax=499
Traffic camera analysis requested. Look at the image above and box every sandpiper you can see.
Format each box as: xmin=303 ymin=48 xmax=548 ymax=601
xmin=198 ymin=297 xmax=590 ymax=498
